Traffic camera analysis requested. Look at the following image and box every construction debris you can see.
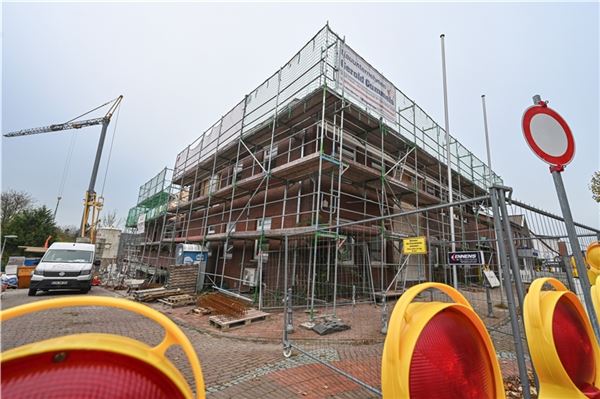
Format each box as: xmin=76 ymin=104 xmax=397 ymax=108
xmin=166 ymin=264 xmax=198 ymax=295
xmin=197 ymin=292 xmax=249 ymax=317
xmin=312 ymin=319 xmax=350 ymax=336
xmin=191 ymin=307 xmax=212 ymax=315
xmin=158 ymin=294 xmax=196 ymax=308
xmin=132 ymin=287 xmax=181 ymax=302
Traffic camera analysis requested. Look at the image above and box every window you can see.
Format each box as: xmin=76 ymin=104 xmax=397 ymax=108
xmin=257 ymin=217 xmax=272 ymax=231
xmin=369 ymin=237 xmax=383 ymax=263
xmin=371 ymin=160 xmax=382 ymax=172
xmin=209 ymin=174 xmax=220 ymax=193
xmin=227 ymin=222 xmax=236 ymax=234
xmin=253 ymin=240 xmax=269 ymax=260
xmin=263 ymin=146 xmax=278 ymax=170
xmin=341 ymin=145 xmax=356 ymax=161
xmin=42 ymin=249 xmax=94 ymax=264
xmin=207 ymin=225 xmax=216 ymax=235
xmin=233 ymin=162 xmax=243 ymax=181
xmin=223 ymin=244 xmax=233 ymax=260
xmin=339 ymin=236 xmax=355 ymax=265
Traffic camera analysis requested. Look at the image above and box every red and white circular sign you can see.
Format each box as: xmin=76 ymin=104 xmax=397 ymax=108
xmin=522 ymin=103 xmax=575 ymax=167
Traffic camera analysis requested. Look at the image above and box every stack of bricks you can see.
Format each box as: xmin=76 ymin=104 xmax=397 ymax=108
xmin=165 ymin=264 xmax=199 ymax=295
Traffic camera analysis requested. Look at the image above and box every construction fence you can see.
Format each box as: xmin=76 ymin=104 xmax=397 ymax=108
xmin=278 ymin=187 xmax=599 ymax=397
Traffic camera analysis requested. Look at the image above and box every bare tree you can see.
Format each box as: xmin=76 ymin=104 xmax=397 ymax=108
xmin=1 ymin=190 xmax=34 ymax=228
xmin=591 ymin=171 xmax=600 ymax=203
xmin=99 ymin=210 xmax=121 ymax=228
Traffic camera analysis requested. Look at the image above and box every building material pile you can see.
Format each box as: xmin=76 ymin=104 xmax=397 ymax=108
xmin=132 ymin=287 xmax=181 ymax=302
xmin=197 ymin=292 xmax=249 ymax=317
xmin=165 ymin=264 xmax=198 ymax=295
xmin=158 ymin=294 xmax=196 ymax=308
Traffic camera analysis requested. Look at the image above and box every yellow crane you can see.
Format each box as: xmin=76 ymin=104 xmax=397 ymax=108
xmin=3 ymin=95 xmax=123 ymax=243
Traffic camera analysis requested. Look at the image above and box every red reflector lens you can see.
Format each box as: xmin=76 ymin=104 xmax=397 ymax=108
xmin=2 ymin=349 xmax=186 ymax=399
xmin=553 ymin=296 xmax=599 ymax=396
xmin=409 ymin=307 xmax=496 ymax=399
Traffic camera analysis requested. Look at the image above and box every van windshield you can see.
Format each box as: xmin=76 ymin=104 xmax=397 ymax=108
xmin=42 ymin=249 xmax=94 ymax=264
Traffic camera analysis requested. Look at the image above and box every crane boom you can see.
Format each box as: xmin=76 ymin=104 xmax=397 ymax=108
xmin=3 ymin=117 xmax=106 ymax=138
xmin=3 ymin=95 xmax=123 ymax=243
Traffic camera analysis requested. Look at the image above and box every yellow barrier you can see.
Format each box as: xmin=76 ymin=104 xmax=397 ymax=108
xmin=524 ymin=277 xmax=600 ymax=398
xmin=586 ymin=242 xmax=600 ymax=285
xmin=1 ymin=296 xmax=205 ymax=398
xmin=593 ymin=275 xmax=600 ymax=324
xmin=381 ymin=282 xmax=505 ymax=398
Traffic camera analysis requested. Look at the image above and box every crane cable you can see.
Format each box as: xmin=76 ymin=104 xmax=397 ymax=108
xmin=65 ymin=96 xmax=119 ymax=124
xmin=57 ymin=130 xmax=77 ymax=199
xmin=54 ymin=97 xmax=119 ymax=219
xmin=100 ymin=103 xmax=122 ymax=198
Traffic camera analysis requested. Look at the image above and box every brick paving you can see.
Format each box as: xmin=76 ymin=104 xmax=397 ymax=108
xmin=0 ymin=287 xmax=379 ymax=398
xmin=1 ymin=286 xmax=524 ymax=398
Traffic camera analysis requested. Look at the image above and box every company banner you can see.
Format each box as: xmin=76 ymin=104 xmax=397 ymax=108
xmin=137 ymin=213 xmax=146 ymax=234
xmin=339 ymin=44 xmax=397 ymax=123
xmin=447 ymin=251 xmax=484 ymax=265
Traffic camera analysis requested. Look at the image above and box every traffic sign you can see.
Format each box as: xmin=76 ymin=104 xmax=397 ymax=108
xmin=522 ymin=102 xmax=575 ymax=167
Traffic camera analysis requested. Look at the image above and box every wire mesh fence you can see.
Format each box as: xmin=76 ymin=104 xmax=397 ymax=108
xmin=277 ymin=190 xmax=599 ymax=397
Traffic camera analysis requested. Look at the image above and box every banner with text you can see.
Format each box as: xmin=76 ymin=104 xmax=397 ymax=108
xmin=339 ymin=44 xmax=397 ymax=123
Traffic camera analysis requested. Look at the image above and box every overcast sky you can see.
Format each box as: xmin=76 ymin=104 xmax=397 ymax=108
xmin=2 ymin=2 xmax=599 ymax=229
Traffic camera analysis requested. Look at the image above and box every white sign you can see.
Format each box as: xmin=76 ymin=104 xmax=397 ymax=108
xmin=483 ymin=269 xmax=500 ymax=288
xmin=137 ymin=213 xmax=146 ymax=234
xmin=339 ymin=44 xmax=397 ymax=123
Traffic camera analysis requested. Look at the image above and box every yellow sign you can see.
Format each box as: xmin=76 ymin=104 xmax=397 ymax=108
xmin=402 ymin=236 xmax=427 ymax=255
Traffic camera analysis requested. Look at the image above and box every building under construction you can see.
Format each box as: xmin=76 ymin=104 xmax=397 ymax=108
xmin=125 ymin=25 xmax=505 ymax=308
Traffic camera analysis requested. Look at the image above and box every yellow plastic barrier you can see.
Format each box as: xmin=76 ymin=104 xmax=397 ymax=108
xmin=524 ymin=277 xmax=600 ymax=398
xmin=1 ymin=296 xmax=205 ymax=398
xmin=586 ymin=242 xmax=600 ymax=285
xmin=592 ymin=275 xmax=600 ymax=323
xmin=381 ymin=282 xmax=505 ymax=399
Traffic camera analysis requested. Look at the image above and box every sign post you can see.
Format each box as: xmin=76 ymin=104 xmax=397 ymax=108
xmin=522 ymin=95 xmax=600 ymax=341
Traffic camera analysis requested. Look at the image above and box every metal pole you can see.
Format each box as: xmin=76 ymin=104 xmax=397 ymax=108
xmin=440 ymin=34 xmax=457 ymax=288
xmin=481 ymin=95 xmax=504 ymax=304
xmin=88 ymin=119 xmax=109 ymax=193
xmin=561 ymin=255 xmax=576 ymax=292
xmin=490 ymin=188 xmax=532 ymax=399
xmin=552 ymin=169 xmax=600 ymax=340
xmin=496 ymin=187 xmax=526 ymax=310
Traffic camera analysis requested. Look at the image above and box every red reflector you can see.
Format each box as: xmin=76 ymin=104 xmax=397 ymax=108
xmin=409 ymin=307 xmax=496 ymax=399
xmin=2 ymin=349 xmax=186 ymax=399
xmin=553 ymin=296 xmax=600 ymax=397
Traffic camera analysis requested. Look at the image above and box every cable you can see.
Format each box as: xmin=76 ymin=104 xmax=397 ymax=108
xmin=100 ymin=103 xmax=121 ymax=197
xmin=65 ymin=96 xmax=119 ymax=124
xmin=57 ymin=130 xmax=78 ymax=200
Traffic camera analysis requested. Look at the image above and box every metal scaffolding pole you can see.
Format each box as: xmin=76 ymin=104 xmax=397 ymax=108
xmin=440 ymin=34 xmax=457 ymax=288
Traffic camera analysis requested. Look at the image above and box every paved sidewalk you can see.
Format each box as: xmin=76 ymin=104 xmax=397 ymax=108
xmin=1 ymin=288 xmax=379 ymax=398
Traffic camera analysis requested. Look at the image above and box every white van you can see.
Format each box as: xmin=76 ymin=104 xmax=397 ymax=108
xmin=29 ymin=242 xmax=99 ymax=296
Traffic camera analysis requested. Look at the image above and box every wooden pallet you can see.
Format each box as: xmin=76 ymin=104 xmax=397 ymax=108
xmin=209 ymin=309 xmax=270 ymax=331
xmin=132 ymin=287 xmax=181 ymax=302
xmin=158 ymin=294 xmax=196 ymax=308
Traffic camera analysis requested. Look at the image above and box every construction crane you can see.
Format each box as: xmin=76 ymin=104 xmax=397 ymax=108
xmin=3 ymin=95 xmax=123 ymax=243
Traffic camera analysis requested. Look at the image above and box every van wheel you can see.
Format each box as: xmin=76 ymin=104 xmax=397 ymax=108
xmin=28 ymin=288 xmax=37 ymax=296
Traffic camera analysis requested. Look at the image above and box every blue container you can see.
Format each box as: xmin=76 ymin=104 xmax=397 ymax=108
xmin=24 ymin=258 xmax=41 ymax=266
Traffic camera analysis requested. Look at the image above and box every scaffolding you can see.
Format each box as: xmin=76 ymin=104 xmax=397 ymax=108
xmin=132 ymin=24 xmax=510 ymax=308
xmin=124 ymin=167 xmax=179 ymax=278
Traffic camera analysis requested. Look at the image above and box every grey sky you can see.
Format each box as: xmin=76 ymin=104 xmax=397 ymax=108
xmin=3 ymin=2 xmax=599 ymax=229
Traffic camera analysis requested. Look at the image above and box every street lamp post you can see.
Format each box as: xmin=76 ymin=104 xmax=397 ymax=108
xmin=1 ymin=235 xmax=18 ymax=261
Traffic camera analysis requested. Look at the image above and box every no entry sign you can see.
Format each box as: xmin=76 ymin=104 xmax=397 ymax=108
xmin=522 ymin=102 xmax=575 ymax=167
